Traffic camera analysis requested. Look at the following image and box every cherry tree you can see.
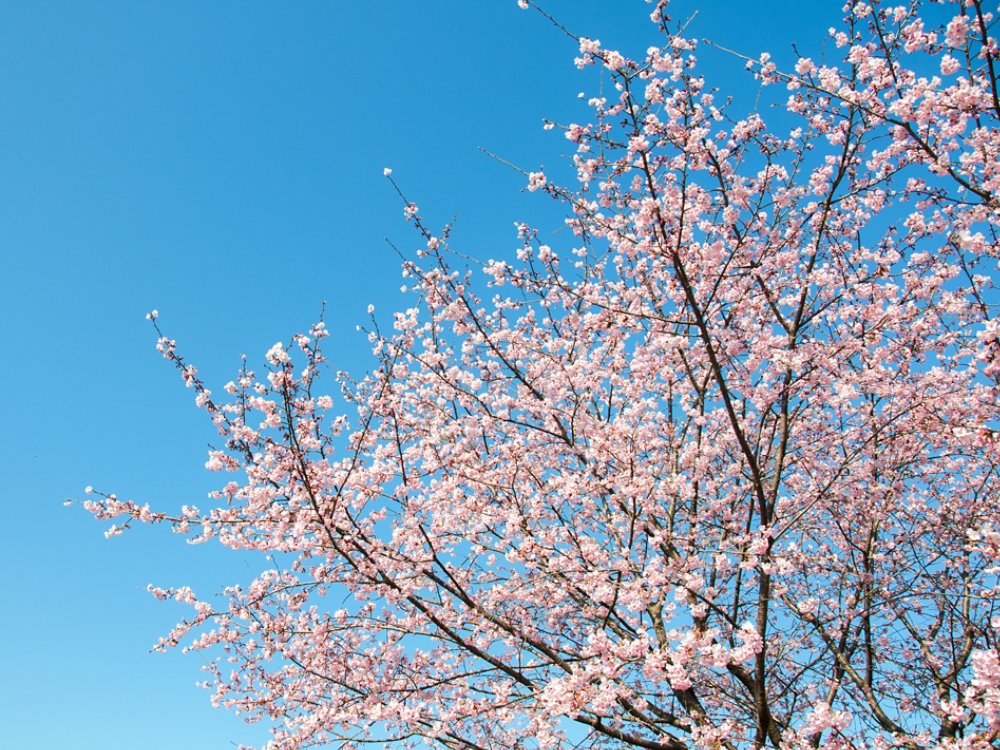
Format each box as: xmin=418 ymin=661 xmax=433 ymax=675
xmin=84 ymin=1 xmax=1000 ymax=748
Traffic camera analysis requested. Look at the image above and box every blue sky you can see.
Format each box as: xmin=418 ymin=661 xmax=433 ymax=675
xmin=0 ymin=2 xmax=841 ymax=747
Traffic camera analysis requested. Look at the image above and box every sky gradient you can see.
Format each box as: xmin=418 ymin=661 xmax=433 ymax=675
xmin=1 ymin=2 xmax=843 ymax=747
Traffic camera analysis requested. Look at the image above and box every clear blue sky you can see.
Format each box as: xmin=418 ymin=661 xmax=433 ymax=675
xmin=1 ymin=2 xmax=841 ymax=747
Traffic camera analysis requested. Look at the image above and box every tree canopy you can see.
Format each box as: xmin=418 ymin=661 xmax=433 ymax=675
xmin=86 ymin=1 xmax=1000 ymax=748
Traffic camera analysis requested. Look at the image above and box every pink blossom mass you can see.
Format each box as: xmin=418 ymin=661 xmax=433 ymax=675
xmin=84 ymin=1 xmax=1000 ymax=748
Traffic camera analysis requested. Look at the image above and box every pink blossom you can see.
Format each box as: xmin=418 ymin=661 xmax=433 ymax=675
xmin=945 ymin=14 xmax=970 ymax=48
